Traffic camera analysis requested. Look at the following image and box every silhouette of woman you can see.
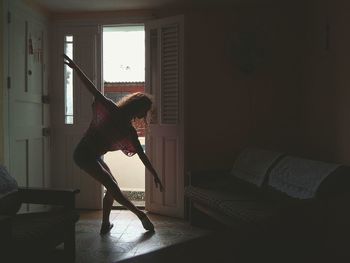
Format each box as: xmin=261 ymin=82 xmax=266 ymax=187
xmin=63 ymin=54 xmax=164 ymax=234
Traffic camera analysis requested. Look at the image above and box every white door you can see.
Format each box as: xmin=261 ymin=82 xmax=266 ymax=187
xmin=7 ymin=4 xmax=50 ymax=206
xmin=50 ymin=25 xmax=103 ymax=209
xmin=145 ymin=16 xmax=185 ymax=218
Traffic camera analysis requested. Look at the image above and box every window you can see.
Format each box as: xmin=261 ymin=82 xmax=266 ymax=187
xmin=64 ymin=35 xmax=74 ymax=124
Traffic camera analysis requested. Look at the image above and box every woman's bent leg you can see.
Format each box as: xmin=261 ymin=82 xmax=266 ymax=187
xmin=99 ymin=159 xmax=116 ymax=234
xmin=76 ymin=153 xmax=154 ymax=231
xmin=102 ymin=190 xmax=113 ymax=224
xmin=97 ymin=158 xmax=141 ymax=216
xmin=100 ymin=190 xmax=114 ymax=234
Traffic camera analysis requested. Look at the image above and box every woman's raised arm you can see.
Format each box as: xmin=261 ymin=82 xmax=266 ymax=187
xmin=63 ymin=54 xmax=104 ymax=100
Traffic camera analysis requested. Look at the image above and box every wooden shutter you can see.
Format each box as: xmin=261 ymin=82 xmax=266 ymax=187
xmin=161 ymin=24 xmax=179 ymax=125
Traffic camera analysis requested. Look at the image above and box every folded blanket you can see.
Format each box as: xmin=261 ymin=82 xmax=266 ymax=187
xmin=268 ymin=156 xmax=340 ymax=199
xmin=230 ymin=148 xmax=284 ymax=187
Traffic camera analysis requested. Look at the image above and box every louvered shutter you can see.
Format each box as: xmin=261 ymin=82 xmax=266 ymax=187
xmin=161 ymin=24 xmax=179 ymax=124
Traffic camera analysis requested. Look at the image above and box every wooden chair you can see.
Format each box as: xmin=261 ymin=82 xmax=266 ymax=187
xmin=0 ymin=166 xmax=80 ymax=262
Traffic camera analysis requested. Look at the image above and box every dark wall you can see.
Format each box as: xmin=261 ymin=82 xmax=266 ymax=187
xmin=184 ymin=0 xmax=350 ymax=171
xmin=0 ymin=0 xmax=4 ymax=164
xmin=301 ymin=0 xmax=350 ymax=164
xmin=184 ymin=4 xmax=309 ymax=170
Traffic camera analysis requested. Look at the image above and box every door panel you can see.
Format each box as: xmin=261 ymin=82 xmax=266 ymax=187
xmin=164 ymin=138 xmax=177 ymax=206
xmin=29 ymin=138 xmax=44 ymax=187
xmin=145 ymin=16 xmax=185 ymax=218
xmin=12 ymin=140 xmax=27 ymax=186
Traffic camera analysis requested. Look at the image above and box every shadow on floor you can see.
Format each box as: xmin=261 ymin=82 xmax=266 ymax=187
xmin=116 ymin=231 xmax=337 ymax=263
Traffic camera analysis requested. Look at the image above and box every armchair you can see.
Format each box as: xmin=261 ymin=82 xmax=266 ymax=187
xmin=0 ymin=166 xmax=80 ymax=262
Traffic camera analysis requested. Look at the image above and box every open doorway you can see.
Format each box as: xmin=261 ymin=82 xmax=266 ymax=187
xmin=102 ymin=25 xmax=145 ymax=208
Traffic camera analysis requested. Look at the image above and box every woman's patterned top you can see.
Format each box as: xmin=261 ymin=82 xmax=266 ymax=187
xmin=83 ymin=97 xmax=143 ymax=157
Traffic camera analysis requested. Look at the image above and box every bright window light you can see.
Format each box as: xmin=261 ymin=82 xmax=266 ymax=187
xmin=103 ymin=26 xmax=145 ymax=82
xmin=64 ymin=35 xmax=74 ymax=124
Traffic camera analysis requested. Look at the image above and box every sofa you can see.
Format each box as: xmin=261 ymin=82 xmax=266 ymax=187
xmin=185 ymin=148 xmax=350 ymax=261
xmin=0 ymin=165 xmax=80 ymax=262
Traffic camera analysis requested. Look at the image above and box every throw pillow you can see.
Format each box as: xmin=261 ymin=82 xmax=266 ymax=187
xmin=230 ymin=148 xmax=284 ymax=187
xmin=0 ymin=165 xmax=21 ymax=215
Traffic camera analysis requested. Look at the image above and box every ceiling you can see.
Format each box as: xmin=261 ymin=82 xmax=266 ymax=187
xmin=28 ymin=0 xmax=182 ymax=12
xmin=27 ymin=0 xmax=263 ymax=13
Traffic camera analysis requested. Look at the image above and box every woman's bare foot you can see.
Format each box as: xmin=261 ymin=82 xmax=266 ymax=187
xmin=100 ymin=222 xmax=114 ymax=235
xmin=140 ymin=214 xmax=154 ymax=231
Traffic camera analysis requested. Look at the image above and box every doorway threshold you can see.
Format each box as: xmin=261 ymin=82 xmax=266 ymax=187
xmin=112 ymin=190 xmax=145 ymax=209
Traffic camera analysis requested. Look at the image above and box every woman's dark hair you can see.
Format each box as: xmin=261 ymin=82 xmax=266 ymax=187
xmin=117 ymin=92 xmax=153 ymax=114
xmin=117 ymin=93 xmax=153 ymax=131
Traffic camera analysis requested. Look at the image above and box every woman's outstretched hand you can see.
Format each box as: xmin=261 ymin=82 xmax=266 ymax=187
xmin=137 ymin=150 xmax=164 ymax=192
xmin=154 ymin=176 xmax=164 ymax=192
xmin=62 ymin=54 xmax=76 ymax=69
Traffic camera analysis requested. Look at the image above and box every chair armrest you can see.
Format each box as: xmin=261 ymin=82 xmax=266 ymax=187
xmin=0 ymin=215 xmax=12 ymax=244
xmin=187 ymin=169 xmax=229 ymax=186
xmin=0 ymin=215 xmax=12 ymax=260
xmin=18 ymin=187 xmax=80 ymax=209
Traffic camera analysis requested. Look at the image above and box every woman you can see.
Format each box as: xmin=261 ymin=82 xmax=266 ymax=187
xmin=63 ymin=54 xmax=164 ymax=234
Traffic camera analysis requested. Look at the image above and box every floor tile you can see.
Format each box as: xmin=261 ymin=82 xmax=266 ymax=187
xmin=50 ymin=209 xmax=211 ymax=263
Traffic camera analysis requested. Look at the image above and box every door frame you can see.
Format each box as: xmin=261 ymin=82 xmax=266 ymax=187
xmin=102 ymin=24 xmax=147 ymax=198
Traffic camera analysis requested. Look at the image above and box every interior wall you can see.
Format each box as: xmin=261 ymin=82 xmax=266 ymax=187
xmin=7 ymin=0 xmax=348 ymax=175
xmin=185 ymin=4 xmax=308 ymax=170
xmin=301 ymin=0 xmax=350 ymax=164
xmin=0 ymin=0 xmax=4 ymax=164
xmin=185 ymin=0 xmax=350 ymax=170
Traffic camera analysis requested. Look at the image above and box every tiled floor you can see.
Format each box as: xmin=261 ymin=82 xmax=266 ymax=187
xmin=53 ymin=209 xmax=212 ymax=263
xmin=47 ymin=209 xmax=326 ymax=263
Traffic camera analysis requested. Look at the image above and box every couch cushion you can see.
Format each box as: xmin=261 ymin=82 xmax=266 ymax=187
xmin=185 ymin=185 xmax=287 ymax=227
xmin=185 ymin=185 xmax=260 ymax=206
xmin=317 ymin=165 xmax=350 ymax=198
xmin=0 ymin=166 xmax=21 ymax=215
xmin=217 ymin=200 xmax=284 ymax=224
